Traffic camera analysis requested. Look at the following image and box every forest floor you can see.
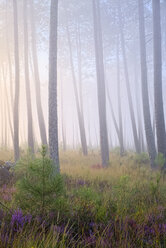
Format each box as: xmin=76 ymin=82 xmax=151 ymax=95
xmin=0 ymin=149 xmax=166 ymax=247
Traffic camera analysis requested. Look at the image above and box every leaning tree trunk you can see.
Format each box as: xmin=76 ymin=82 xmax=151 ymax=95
xmin=49 ymin=0 xmax=60 ymax=172
xmin=13 ymin=0 xmax=20 ymax=162
xmin=138 ymin=0 xmax=156 ymax=167
xmin=118 ymin=3 xmax=141 ymax=153
xmin=152 ymin=0 xmax=166 ymax=159
xmin=92 ymin=0 xmax=109 ymax=166
xmin=30 ymin=0 xmax=47 ymax=145
xmin=23 ymin=0 xmax=35 ymax=154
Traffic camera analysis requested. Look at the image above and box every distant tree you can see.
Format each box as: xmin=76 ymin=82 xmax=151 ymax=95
xmin=92 ymin=0 xmax=109 ymax=166
xmin=60 ymin=75 xmax=67 ymax=152
xmin=116 ymin=35 xmax=124 ymax=156
xmin=49 ymin=0 xmax=60 ymax=172
xmin=138 ymin=0 xmax=156 ymax=167
xmin=118 ymin=1 xmax=141 ymax=153
xmin=13 ymin=0 xmax=20 ymax=161
xmin=66 ymin=23 xmax=88 ymax=156
xmin=1 ymin=66 xmax=13 ymax=144
xmin=23 ymin=0 xmax=34 ymax=154
xmin=152 ymin=0 xmax=166 ymax=160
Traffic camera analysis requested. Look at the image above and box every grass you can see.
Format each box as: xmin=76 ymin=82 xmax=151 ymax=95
xmin=0 ymin=149 xmax=166 ymax=247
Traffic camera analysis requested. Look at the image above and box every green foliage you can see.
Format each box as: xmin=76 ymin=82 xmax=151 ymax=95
xmin=149 ymin=172 xmax=162 ymax=203
xmin=71 ymin=186 xmax=104 ymax=228
xmin=15 ymin=146 xmax=65 ymax=215
xmin=133 ymin=152 xmax=150 ymax=164
xmin=155 ymin=153 xmax=166 ymax=169
xmin=1 ymin=150 xmax=166 ymax=247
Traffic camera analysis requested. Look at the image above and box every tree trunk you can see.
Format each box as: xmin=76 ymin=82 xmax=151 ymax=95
xmin=152 ymin=0 xmax=166 ymax=158
xmin=23 ymin=0 xmax=35 ymax=154
xmin=13 ymin=0 xmax=20 ymax=162
xmin=1 ymin=66 xmax=13 ymax=144
xmin=138 ymin=0 xmax=156 ymax=167
xmin=92 ymin=0 xmax=109 ymax=166
xmin=30 ymin=0 xmax=47 ymax=145
xmin=60 ymin=76 xmax=66 ymax=152
xmin=49 ymin=0 xmax=60 ymax=172
xmin=116 ymin=36 xmax=124 ymax=156
xmin=118 ymin=3 xmax=141 ymax=153
xmin=66 ymin=24 xmax=88 ymax=156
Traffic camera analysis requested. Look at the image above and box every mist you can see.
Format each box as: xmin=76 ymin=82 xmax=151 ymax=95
xmin=0 ymin=0 xmax=165 ymax=164
xmin=1 ymin=0 xmax=166 ymax=246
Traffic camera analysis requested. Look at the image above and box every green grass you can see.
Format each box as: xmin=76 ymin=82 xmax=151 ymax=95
xmin=0 ymin=149 xmax=166 ymax=247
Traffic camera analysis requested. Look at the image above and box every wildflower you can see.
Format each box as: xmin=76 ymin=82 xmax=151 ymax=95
xmin=11 ymin=209 xmax=25 ymax=231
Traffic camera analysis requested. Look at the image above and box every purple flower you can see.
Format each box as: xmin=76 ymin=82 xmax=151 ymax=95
xmin=10 ymin=209 xmax=32 ymax=232
xmin=11 ymin=209 xmax=25 ymax=231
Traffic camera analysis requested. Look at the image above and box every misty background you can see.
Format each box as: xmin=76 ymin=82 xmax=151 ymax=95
xmin=0 ymin=0 xmax=166 ymax=153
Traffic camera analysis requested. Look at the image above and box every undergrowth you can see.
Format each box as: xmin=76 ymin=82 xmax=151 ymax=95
xmin=0 ymin=149 xmax=166 ymax=247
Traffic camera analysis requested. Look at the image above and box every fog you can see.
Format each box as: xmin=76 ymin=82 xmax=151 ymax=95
xmin=0 ymin=0 xmax=166 ymax=164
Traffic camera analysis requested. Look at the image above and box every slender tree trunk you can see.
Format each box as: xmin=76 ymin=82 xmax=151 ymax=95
xmin=116 ymin=36 xmax=124 ymax=155
xmin=106 ymin=87 xmax=120 ymax=147
xmin=94 ymin=124 xmax=99 ymax=148
xmin=13 ymin=0 xmax=20 ymax=162
xmin=133 ymin=47 xmax=144 ymax=152
xmin=29 ymin=0 xmax=47 ymax=145
xmin=66 ymin=24 xmax=88 ymax=156
xmin=23 ymin=0 xmax=35 ymax=154
xmin=5 ymin=0 xmax=14 ymax=112
xmin=1 ymin=66 xmax=13 ymax=144
xmin=92 ymin=0 xmax=109 ymax=166
xmin=49 ymin=0 xmax=60 ymax=172
xmin=60 ymin=76 xmax=66 ymax=152
xmin=118 ymin=3 xmax=141 ymax=153
xmin=152 ymin=0 xmax=166 ymax=158
xmin=76 ymin=21 xmax=84 ymax=118
xmin=138 ymin=0 xmax=157 ymax=167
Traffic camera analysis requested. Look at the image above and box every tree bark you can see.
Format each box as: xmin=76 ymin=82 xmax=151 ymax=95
xmin=49 ymin=0 xmax=60 ymax=172
xmin=138 ymin=0 xmax=156 ymax=167
xmin=152 ymin=0 xmax=166 ymax=158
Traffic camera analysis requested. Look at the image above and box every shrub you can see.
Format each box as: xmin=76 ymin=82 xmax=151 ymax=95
xmin=155 ymin=153 xmax=166 ymax=170
xmin=133 ymin=153 xmax=150 ymax=165
xmin=15 ymin=146 xmax=65 ymax=216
